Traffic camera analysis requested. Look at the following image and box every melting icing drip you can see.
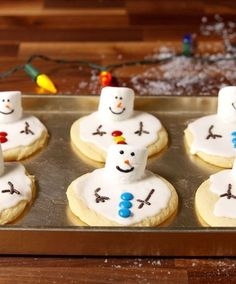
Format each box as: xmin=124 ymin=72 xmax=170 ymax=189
xmin=137 ymin=189 xmax=155 ymax=209
xmin=92 ymin=125 xmax=107 ymax=136
xmin=2 ymin=181 xmax=20 ymax=195
xmin=220 ymin=184 xmax=236 ymax=199
xmin=20 ymin=121 xmax=34 ymax=135
xmin=134 ymin=121 xmax=150 ymax=136
xmin=94 ymin=188 xmax=110 ymax=203
xmin=206 ymin=125 xmax=222 ymax=140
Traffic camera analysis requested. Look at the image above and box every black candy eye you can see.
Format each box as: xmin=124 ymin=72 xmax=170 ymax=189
xmin=130 ymin=152 xmax=135 ymax=156
xmin=120 ymin=150 xmax=124 ymax=154
xmin=7 ymin=99 xmax=10 ymax=102
xmin=115 ymin=96 xmax=118 ymax=99
xmin=119 ymin=97 xmax=123 ymax=100
xmin=2 ymin=99 xmax=4 ymax=102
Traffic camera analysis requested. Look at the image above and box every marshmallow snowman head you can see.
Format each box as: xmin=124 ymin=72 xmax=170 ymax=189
xmin=104 ymin=144 xmax=147 ymax=184
xmin=217 ymin=86 xmax=236 ymax=123
xmin=98 ymin=87 xmax=135 ymax=121
xmin=0 ymin=91 xmax=22 ymax=124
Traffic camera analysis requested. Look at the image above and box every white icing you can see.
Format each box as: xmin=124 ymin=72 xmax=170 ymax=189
xmin=0 ymin=91 xmax=22 ymax=124
xmin=79 ymin=111 xmax=162 ymax=151
xmin=188 ymin=114 xmax=236 ymax=157
xmin=105 ymin=145 xmax=147 ymax=183
xmin=0 ymin=162 xmax=32 ymax=212
xmin=210 ymin=168 xmax=236 ymax=218
xmin=217 ymin=86 xmax=236 ymax=123
xmin=0 ymin=115 xmax=47 ymax=151
xmin=73 ymin=169 xmax=171 ymax=225
xmin=98 ymin=87 xmax=134 ymax=121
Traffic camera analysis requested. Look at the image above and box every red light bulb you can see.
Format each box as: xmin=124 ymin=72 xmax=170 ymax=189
xmin=99 ymin=71 xmax=112 ymax=87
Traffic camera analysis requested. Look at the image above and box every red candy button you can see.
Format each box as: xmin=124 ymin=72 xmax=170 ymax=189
xmin=112 ymin=130 xmax=123 ymax=137
xmin=117 ymin=141 xmax=127 ymax=144
xmin=0 ymin=132 xmax=8 ymax=143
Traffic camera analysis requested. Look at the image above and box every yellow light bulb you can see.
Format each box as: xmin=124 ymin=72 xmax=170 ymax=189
xmin=36 ymin=74 xmax=57 ymax=94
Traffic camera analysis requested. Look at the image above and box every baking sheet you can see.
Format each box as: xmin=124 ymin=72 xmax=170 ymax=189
xmin=1 ymin=95 xmax=236 ymax=256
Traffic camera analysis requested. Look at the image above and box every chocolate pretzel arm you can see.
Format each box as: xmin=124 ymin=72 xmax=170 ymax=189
xmin=220 ymin=184 xmax=236 ymax=199
xmin=2 ymin=181 xmax=20 ymax=195
xmin=137 ymin=189 xmax=155 ymax=209
xmin=206 ymin=125 xmax=222 ymax=140
xmin=134 ymin=121 xmax=150 ymax=136
xmin=94 ymin=187 xmax=110 ymax=203
xmin=92 ymin=125 xmax=107 ymax=136
xmin=20 ymin=121 xmax=35 ymax=135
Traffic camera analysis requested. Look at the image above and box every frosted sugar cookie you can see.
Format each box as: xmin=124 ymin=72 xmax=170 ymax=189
xmin=185 ymin=86 xmax=236 ymax=168
xmin=195 ymin=159 xmax=236 ymax=227
xmin=67 ymin=144 xmax=178 ymax=226
xmin=0 ymin=145 xmax=34 ymax=224
xmin=71 ymin=87 xmax=168 ymax=162
xmin=0 ymin=91 xmax=48 ymax=160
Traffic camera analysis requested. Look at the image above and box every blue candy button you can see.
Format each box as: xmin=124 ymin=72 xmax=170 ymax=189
xmin=233 ymin=138 xmax=236 ymax=143
xmin=119 ymin=208 xmax=131 ymax=218
xmin=232 ymin=132 xmax=236 ymax=136
xmin=119 ymin=200 xmax=132 ymax=209
xmin=121 ymin=192 xmax=134 ymax=201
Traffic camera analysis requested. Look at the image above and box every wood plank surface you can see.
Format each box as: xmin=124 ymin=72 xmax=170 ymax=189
xmin=0 ymin=257 xmax=235 ymax=283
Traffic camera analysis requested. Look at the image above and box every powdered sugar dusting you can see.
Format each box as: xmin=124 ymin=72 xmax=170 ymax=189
xmin=130 ymin=16 xmax=236 ymax=96
xmin=73 ymin=15 xmax=236 ymax=96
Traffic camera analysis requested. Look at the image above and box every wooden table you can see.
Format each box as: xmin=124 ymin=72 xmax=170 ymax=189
xmin=1 ymin=1 xmax=236 ymax=283
xmin=0 ymin=257 xmax=236 ymax=283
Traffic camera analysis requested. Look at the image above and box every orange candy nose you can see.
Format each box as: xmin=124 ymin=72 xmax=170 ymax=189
xmin=5 ymin=104 xmax=11 ymax=109
xmin=116 ymin=101 xmax=123 ymax=108
xmin=124 ymin=160 xmax=130 ymax=166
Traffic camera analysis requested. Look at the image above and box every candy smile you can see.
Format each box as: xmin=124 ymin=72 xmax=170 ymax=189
xmin=116 ymin=166 xmax=134 ymax=173
xmin=109 ymin=107 xmax=126 ymax=115
xmin=0 ymin=109 xmax=14 ymax=115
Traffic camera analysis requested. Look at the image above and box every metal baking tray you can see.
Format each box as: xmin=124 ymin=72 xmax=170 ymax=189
xmin=1 ymin=95 xmax=236 ymax=256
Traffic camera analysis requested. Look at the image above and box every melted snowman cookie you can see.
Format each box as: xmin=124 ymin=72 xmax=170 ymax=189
xmin=195 ymin=159 xmax=236 ymax=226
xmin=67 ymin=145 xmax=178 ymax=226
xmin=0 ymin=91 xmax=48 ymax=160
xmin=185 ymin=86 xmax=236 ymax=168
xmin=71 ymin=87 xmax=168 ymax=162
xmin=0 ymin=145 xmax=34 ymax=224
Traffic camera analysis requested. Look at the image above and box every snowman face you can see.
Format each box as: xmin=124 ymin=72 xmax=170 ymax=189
xmin=98 ymin=87 xmax=134 ymax=121
xmin=217 ymin=86 xmax=236 ymax=123
xmin=0 ymin=91 xmax=22 ymax=124
xmin=105 ymin=145 xmax=147 ymax=183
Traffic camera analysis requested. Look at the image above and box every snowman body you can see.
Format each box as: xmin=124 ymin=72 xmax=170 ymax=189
xmin=186 ymin=86 xmax=236 ymax=166
xmin=210 ymin=168 xmax=236 ymax=218
xmin=68 ymin=144 xmax=177 ymax=226
xmin=188 ymin=114 xmax=236 ymax=158
xmin=79 ymin=110 xmax=162 ymax=151
xmin=72 ymin=168 xmax=171 ymax=225
xmin=0 ymin=143 xmax=34 ymax=224
xmin=0 ymin=163 xmax=32 ymax=212
xmin=0 ymin=115 xmax=47 ymax=151
xmin=0 ymin=91 xmax=47 ymax=159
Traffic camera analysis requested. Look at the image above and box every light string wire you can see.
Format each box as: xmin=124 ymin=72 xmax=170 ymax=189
xmin=0 ymin=53 xmax=236 ymax=80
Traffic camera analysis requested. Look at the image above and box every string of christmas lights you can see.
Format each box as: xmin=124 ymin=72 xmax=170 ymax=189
xmin=0 ymin=35 xmax=236 ymax=93
xmin=0 ymin=54 xmax=180 ymax=93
